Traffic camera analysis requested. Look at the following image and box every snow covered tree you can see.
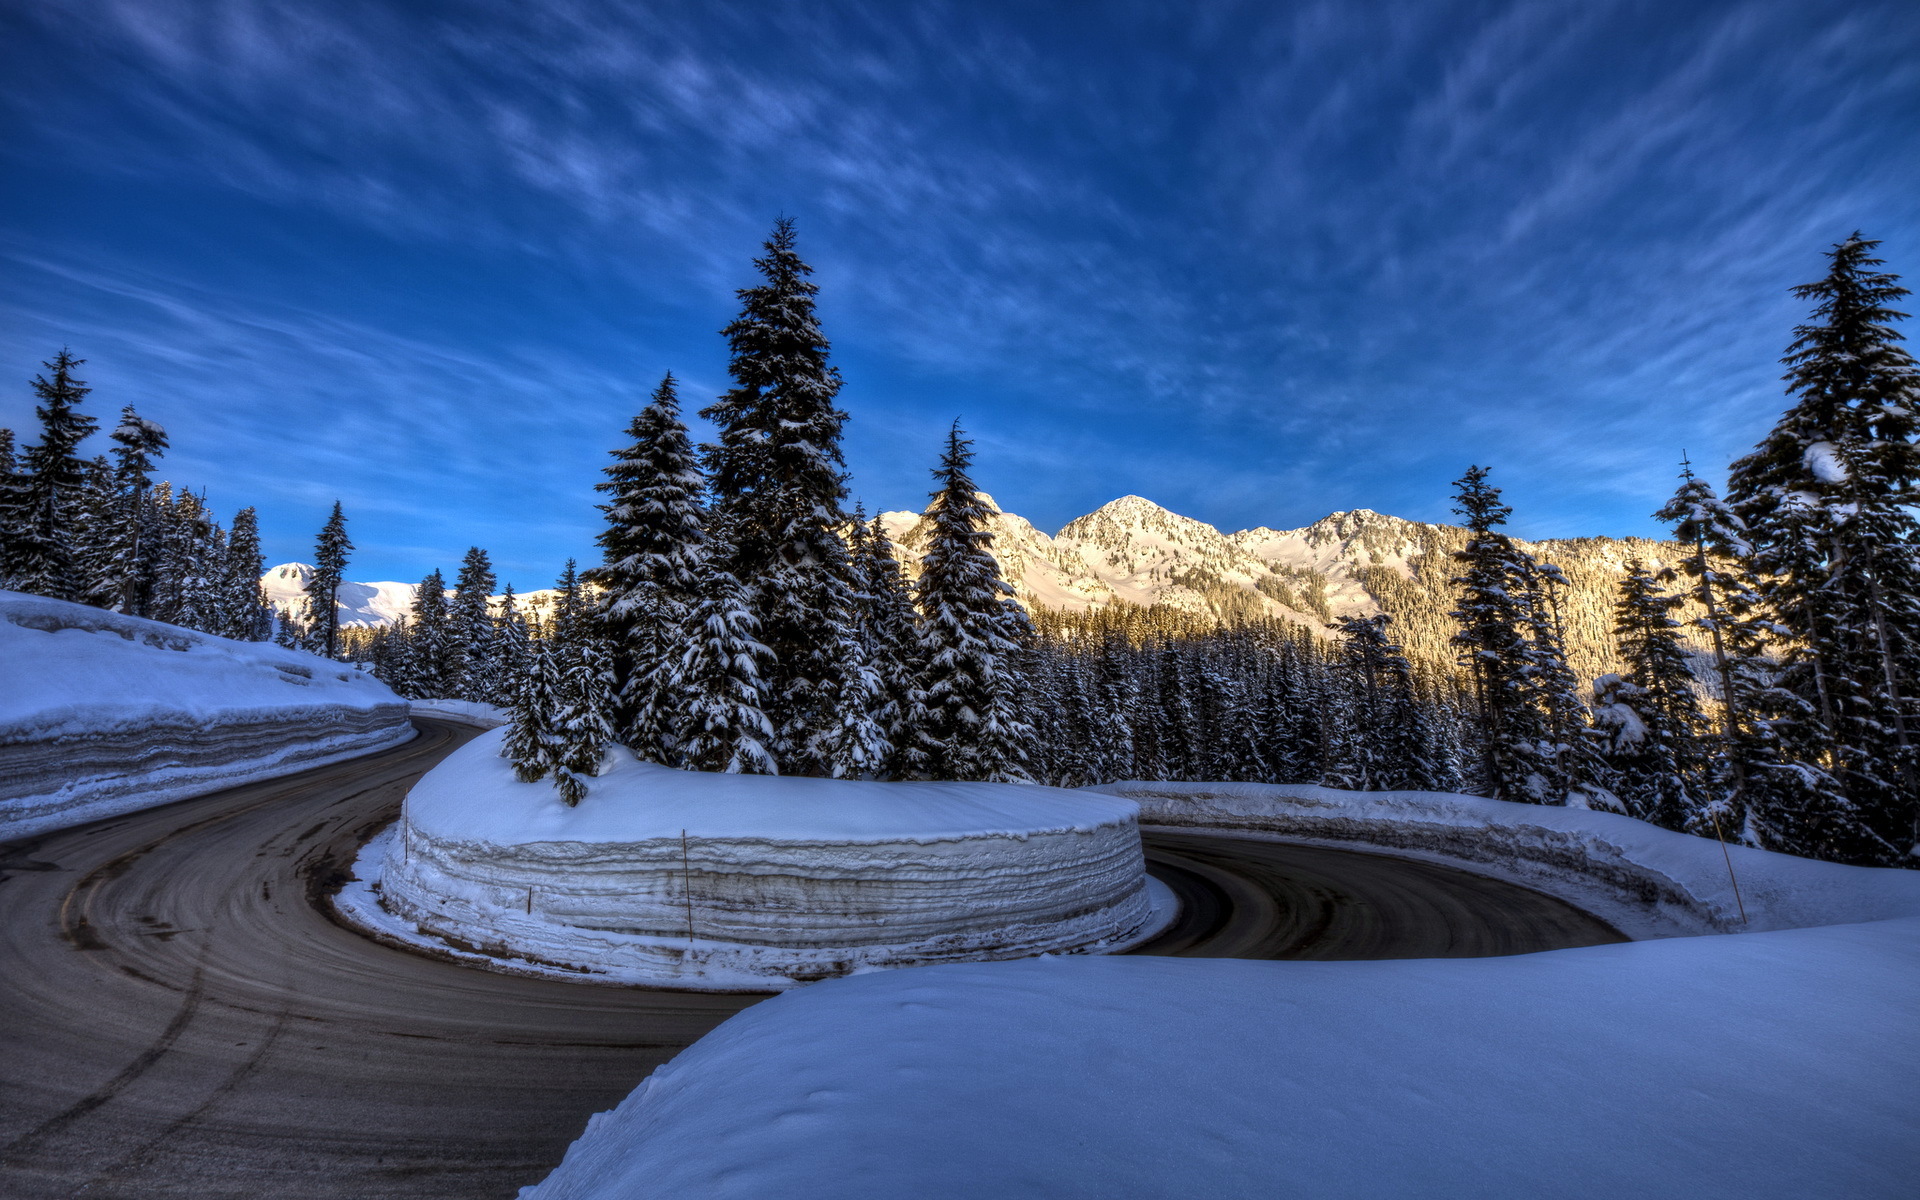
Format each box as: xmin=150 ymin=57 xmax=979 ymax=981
xmin=1333 ymin=614 xmax=1452 ymax=792
xmin=504 ymin=637 xmax=562 ymax=783
xmin=448 ymin=546 xmax=497 ymax=702
xmin=589 ymin=373 xmax=708 ymax=760
xmin=912 ymin=424 xmax=1036 ymax=782
xmin=674 ymin=547 xmax=777 ymax=774
xmin=1727 ymin=234 xmax=1920 ymax=865
xmin=1605 ymin=559 xmax=1709 ymax=824
xmin=700 ymin=220 xmax=861 ymax=774
xmin=491 ymin=584 xmax=532 ymax=707
xmin=849 ymin=511 xmax=927 ymax=779
xmin=1449 ymin=467 xmax=1552 ymax=801
xmin=304 ymin=502 xmax=351 ymax=659
xmin=218 ymin=506 xmax=273 ymax=640
xmin=94 ymin=405 xmax=168 ymax=613
xmin=408 ymin=568 xmax=452 ymax=697
xmin=551 ymin=632 xmax=618 ymax=807
xmin=8 ymin=351 xmax=99 ymax=600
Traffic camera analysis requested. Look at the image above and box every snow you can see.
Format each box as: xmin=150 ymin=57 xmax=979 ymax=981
xmin=261 ymin=562 xmax=417 ymax=628
xmin=1803 ymin=440 xmax=1850 ymax=484
xmin=524 ymin=786 xmax=1920 ymax=1200
xmin=408 ymin=698 xmax=510 ymax=728
xmin=373 ymin=729 xmax=1162 ymax=988
xmin=0 ymin=590 xmax=412 ymax=838
xmin=522 ymin=917 xmax=1919 ymax=1200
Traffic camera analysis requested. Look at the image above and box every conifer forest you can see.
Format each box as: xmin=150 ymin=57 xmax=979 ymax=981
xmin=4 ymin=226 xmax=1917 ymax=871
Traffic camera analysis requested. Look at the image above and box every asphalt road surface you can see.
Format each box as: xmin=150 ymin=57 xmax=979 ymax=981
xmin=1 ymin=720 xmax=1624 ymax=1199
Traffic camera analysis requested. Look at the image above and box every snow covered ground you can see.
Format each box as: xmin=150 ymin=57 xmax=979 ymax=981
xmin=523 ymin=785 xmax=1920 ymax=1200
xmin=0 ymin=591 xmax=412 ymax=839
xmin=372 ymin=729 xmax=1164 ymax=988
xmin=408 ymin=698 xmax=509 ymax=728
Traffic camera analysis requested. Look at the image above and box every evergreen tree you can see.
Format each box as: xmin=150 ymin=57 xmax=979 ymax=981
xmin=0 ymin=428 xmax=20 ymax=585
xmin=1606 ymin=559 xmax=1709 ymax=824
xmin=93 ymin=406 xmax=168 ymax=613
xmin=1727 ymin=234 xmax=1920 ymax=864
xmin=409 ymin=568 xmax=452 ymax=697
xmin=700 ymin=219 xmax=860 ymax=774
xmin=9 ymin=351 xmax=99 ymax=600
xmin=491 ymin=585 xmax=532 ymax=708
xmin=913 ymin=424 xmax=1035 ymax=782
xmin=851 ymin=512 xmax=928 ymax=779
xmin=305 ymin=502 xmax=351 ymax=659
xmin=588 ymin=373 xmax=708 ymax=760
xmin=219 ymin=506 xmax=273 ymax=640
xmin=552 ymin=632 xmax=618 ymax=807
xmin=504 ymin=637 xmax=563 ymax=783
xmin=449 ymin=546 xmax=497 ymax=702
xmin=674 ymin=547 xmax=777 ymax=774
xmin=1449 ymin=466 xmax=1552 ymax=801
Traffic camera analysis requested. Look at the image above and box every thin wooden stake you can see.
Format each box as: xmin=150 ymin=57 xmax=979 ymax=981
xmin=1710 ymin=813 xmax=1748 ymax=924
xmin=526 ymin=885 xmax=533 ymax=915
xmin=680 ymin=829 xmax=695 ymax=944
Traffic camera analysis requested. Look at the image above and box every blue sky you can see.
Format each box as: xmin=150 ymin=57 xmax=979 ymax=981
xmin=2 ymin=1 xmax=1916 ymax=588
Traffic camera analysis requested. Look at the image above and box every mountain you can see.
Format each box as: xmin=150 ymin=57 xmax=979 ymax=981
xmin=261 ymin=564 xmax=563 ymax=630
xmin=271 ymin=495 xmax=1691 ymax=688
xmin=882 ymin=495 xmax=1697 ymax=687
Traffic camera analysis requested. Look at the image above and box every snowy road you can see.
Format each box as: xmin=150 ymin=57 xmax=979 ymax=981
xmin=0 ymin=720 xmax=1621 ymax=1199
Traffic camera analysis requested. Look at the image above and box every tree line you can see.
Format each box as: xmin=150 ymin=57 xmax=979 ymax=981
xmin=4 ymin=228 xmax=1913 ymax=868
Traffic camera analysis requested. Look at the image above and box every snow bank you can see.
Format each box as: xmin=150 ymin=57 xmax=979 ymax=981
xmin=0 ymin=591 xmax=412 ymax=839
xmin=408 ymin=698 xmax=509 ymax=728
xmin=1095 ymin=779 xmax=1920 ymax=937
xmin=523 ymin=783 xmax=1920 ymax=1199
xmin=375 ymin=729 xmax=1158 ymax=988
xmin=522 ymin=914 xmax=1920 ymax=1200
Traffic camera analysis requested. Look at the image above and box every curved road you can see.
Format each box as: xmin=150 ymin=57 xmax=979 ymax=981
xmin=0 ymin=720 xmax=1622 ymax=1199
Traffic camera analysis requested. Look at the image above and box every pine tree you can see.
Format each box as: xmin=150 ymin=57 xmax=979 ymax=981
xmin=448 ymin=546 xmax=497 ymax=702
xmin=504 ymin=637 xmax=563 ymax=783
xmin=1727 ymin=234 xmax=1920 ymax=864
xmin=491 ymin=585 xmax=532 ymax=708
xmin=9 ymin=351 xmax=100 ymax=600
xmin=0 ymin=429 xmax=17 ymax=584
xmin=220 ymin=506 xmax=273 ymax=640
xmin=851 ymin=512 xmax=928 ymax=779
xmin=1449 ymin=466 xmax=1552 ymax=801
xmin=674 ymin=547 xmax=777 ymax=774
xmin=89 ymin=405 xmax=168 ymax=613
xmin=588 ymin=373 xmax=709 ymax=760
xmin=1605 ymin=559 xmax=1709 ymax=824
xmin=913 ymin=424 xmax=1036 ymax=782
xmin=409 ymin=568 xmax=452 ymax=697
xmin=552 ymin=632 xmax=618 ymax=807
xmin=700 ymin=219 xmax=860 ymax=774
xmin=305 ymin=502 xmax=352 ymax=659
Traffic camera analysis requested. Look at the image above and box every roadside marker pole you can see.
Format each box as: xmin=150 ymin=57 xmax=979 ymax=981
xmin=680 ymin=829 xmax=696 ymax=944
xmin=1709 ymin=813 xmax=1748 ymax=924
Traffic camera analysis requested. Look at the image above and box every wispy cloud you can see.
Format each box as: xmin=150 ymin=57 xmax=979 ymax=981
xmin=2 ymin=0 xmax=1915 ymax=576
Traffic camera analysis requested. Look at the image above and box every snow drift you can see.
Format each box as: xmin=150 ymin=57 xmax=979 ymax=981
xmin=1093 ymin=779 xmax=1920 ymax=938
xmin=0 ymin=591 xmax=412 ymax=839
xmin=522 ymin=785 xmax=1920 ymax=1200
xmin=376 ymin=729 xmax=1158 ymax=988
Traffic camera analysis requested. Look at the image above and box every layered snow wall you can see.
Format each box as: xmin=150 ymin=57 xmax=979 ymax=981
xmin=1092 ymin=778 xmax=1920 ymax=938
xmin=524 ymin=785 xmax=1920 ymax=1200
xmin=0 ymin=591 xmax=412 ymax=839
xmin=377 ymin=729 xmax=1156 ymax=988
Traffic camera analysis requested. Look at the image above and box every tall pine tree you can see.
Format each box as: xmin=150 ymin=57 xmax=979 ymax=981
xmin=305 ymin=502 xmax=351 ymax=659
xmin=10 ymin=351 xmax=99 ymax=600
xmin=700 ymin=220 xmax=861 ymax=775
xmin=1727 ymin=234 xmax=1920 ymax=864
xmin=913 ymin=424 xmax=1035 ymax=783
xmin=589 ymin=373 xmax=708 ymax=760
